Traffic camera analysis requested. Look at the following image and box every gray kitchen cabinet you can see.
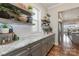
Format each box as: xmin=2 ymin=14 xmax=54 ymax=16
xmin=51 ymin=35 xmax=55 ymax=45
xmin=3 ymin=46 xmax=31 ymax=56
xmin=47 ymin=38 xmax=52 ymax=51
xmin=47 ymin=35 xmax=54 ymax=53
xmin=30 ymin=34 xmax=55 ymax=56
xmin=30 ymin=43 xmax=42 ymax=56
xmin=46 ymin=38 xmax=50 ymax=53
xmin=41 ymin=38 xmax=48 ymax=55
xmin=15 ymin=48 xmax=30 ymax=56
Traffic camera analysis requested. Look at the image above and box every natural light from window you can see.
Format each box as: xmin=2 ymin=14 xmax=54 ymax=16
xmin=32 ymin=7 xmax=41 ymax=32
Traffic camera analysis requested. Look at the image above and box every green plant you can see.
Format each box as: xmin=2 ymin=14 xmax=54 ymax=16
xmin=28 ymin=5 xmax=32 ymax=10
xmin=0 ymin=3 xmax=21 ymax=16
xmin=0 ymin=6 xmax=10 ymax=12
xmin=47 ymin=13 xmax=50 ymax=17
xmin=2 ymin=24 xmax=8 ymax=28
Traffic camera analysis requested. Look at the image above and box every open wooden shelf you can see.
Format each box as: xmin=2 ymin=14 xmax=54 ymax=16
xmin=1 ymin=3 xmax=32 ymax=16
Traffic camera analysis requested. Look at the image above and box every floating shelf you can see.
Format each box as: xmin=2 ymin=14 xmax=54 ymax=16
xmin=1 ymin=3 xmax=32 ymax=16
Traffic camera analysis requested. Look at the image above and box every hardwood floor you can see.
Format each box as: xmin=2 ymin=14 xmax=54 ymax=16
xmin=48 ymin=34 xmax=79 ymax=56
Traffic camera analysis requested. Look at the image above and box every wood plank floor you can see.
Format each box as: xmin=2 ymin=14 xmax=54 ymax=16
xmin=48 ymin=34 xmax=79 ymax=56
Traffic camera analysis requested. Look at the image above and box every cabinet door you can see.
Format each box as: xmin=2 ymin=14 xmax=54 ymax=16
xmin=51 ymin=35 xmax=55 ymax=45
xmin=47 ymin=35 xmax=55 ymax=52
xmin=47 ymin=37 xmax=52 ymax=51
xmin=30 ymin=43 xmax=42 ymax=56
xmin=15 ymin=48 xmax=30 ymax=56
xmin=3 ymin=47 xmax=30 ymax=56
xmin=41 ymin=38 xmax=48 ymax=56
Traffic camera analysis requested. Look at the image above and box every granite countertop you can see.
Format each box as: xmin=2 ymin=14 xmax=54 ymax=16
xmin=0 ymin=32 xmax=54 ymax=56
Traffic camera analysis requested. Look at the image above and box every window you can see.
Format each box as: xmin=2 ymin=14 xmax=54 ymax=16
xmin=32 ymin=8 xmax=38 ymax=20
xmin=32 ymin=7 xmax=41 ymax=32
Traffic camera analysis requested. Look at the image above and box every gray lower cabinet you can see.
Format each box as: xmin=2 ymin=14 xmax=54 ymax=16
xmin=47 ymin=38 xmax=52 ymax=52
xmin=15 ymin=48 xmax=30 ymax=56
xmin=3 ymin=46 xmax=31 ymax=56
xmin=41 ymin=38 xmax=48 ymax=55
xmin=30 ymin=43 xmax=42 ymax=56
xmin=3 ymin=34 xmax=55 ymax=56
xmin=46 ymin=35 xmax=55 ymax=54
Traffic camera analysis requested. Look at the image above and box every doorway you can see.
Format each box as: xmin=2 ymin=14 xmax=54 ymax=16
xmin=58 ymin=7 xmax=79 ymax=46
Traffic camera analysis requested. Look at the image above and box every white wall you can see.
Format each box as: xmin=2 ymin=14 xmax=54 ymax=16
xmin=48 ymin=3 xmax=79 ymax=45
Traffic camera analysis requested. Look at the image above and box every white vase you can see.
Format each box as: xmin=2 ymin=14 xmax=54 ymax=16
xmin=1 ymin=28 xmax=9 ymax=33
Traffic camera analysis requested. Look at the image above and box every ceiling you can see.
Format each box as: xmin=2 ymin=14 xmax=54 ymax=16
xmin=62 ymin=7 xmax=79 ymax=21
xmin=39 ymin=3 xmax=58 ymax=9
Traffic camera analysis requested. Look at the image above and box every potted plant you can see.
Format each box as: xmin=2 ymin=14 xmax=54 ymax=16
xmin=28 ymin=5 xmax=33 ymax=12
xmin=1 ymin=23 xmax=9 ymax=33
xmin=47 ymin=13 xmax=50 ymax=17
xmin=0 ymin=4 xmax=21 ymax=19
